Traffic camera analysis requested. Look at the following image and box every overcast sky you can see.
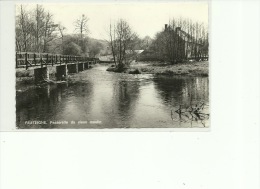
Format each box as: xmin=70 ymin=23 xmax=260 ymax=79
xmin=17 ymin=2 xmax=208 ymax=40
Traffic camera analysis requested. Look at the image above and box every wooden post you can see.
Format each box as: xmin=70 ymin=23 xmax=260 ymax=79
xmin=16 ymin=52 xmax=18 ymax=68
xmin=25 ymin=53 xmax=28 ymax=70
xmin=40 ymin=55 xmax=43 ymax=68
xmin=46 ymin=54 xmax=49 ymax=66
xmin=56 ymin=55 xmax=58 ymax=65
xmin=34 ymin=53 xmax=36 ymax=66
xmin=51 ymin=54 xmax=54 ymax=66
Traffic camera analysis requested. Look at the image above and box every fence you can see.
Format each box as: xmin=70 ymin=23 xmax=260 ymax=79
xmin=16 ymin=52 xmax=99 ymax=70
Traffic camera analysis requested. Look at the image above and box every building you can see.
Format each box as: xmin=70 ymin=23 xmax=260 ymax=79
xmin=138 ymin=24 xmax=208 ymax=62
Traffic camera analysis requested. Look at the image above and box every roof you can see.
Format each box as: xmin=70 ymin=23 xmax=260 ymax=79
xmin=125 ymin=50 xmax=144 ymax=54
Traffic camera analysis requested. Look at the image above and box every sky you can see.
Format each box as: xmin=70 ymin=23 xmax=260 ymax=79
xmin=17 ymin=2 xmax=208 ymax=40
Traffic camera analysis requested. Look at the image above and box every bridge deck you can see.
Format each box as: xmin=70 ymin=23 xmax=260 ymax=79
xmin=16 ymin=52 xmax=99 ymax=70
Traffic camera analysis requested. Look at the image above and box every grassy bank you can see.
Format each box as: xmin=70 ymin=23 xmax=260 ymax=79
xmin=131 ymin=61 xmax=209 ymax=76
xmin=106 ymin=61 xmax=209 ymax=76
xmin=130 ymin=61 xmax=209 ymax=76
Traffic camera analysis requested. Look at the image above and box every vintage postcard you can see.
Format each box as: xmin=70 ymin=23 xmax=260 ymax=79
xmin=2 ymin=1 xmax=260 ymax=189
xmin=15 ymin=2 xmax=209 ymax=129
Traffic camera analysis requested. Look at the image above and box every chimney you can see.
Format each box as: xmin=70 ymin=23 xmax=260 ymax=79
xmin=175 ymin=27 xmax=181 ymax=35
xmin=165 ymin=24 xmax=168 ymax=31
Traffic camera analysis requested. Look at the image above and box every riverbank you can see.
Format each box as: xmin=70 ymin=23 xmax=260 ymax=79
xmin=130 ymin=61 xmax=209 ymax=76
xmin=16 ymin=61 xmax=208 ymax=93
xmin=16 ymin=66 xmax=57 ymax=92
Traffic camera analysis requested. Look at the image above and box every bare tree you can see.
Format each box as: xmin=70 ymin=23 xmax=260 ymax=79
xmin=42 ymin=12 xmax=58 ymax=52
xmin=58 ymin=24 xmax=66 ymax=54
xmin=108 ymin=19 xmax=136 ymax=69
xmin=74 ymin=14 xmax=89 ymax=54
xmin=34 ymin=4 xmax=46 ymax=52
xmin=74 ymin=14 xmax=89 ymax=38
xmin=109 ymin=22 xmax=117 ymax=65
xmin=15 ymin=4 xmax=66 ymax=54
xmin=16 ymin=5 xmax=31 ymax=52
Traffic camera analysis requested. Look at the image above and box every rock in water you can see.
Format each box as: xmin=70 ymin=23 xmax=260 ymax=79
xmin=128 ymin=68 xmax=141 ymax=74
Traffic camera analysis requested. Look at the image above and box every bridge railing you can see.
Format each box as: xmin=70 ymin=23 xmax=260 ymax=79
xmin=16 ymin=52 xmax=99 ymax=70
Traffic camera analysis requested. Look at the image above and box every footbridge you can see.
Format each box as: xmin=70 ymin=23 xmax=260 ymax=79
xmin=16 ymin=52 xmax=99 ymax=83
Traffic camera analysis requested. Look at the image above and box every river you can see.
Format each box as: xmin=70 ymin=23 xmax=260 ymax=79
xmin=16 ymin=64 xmax=209 ymax=129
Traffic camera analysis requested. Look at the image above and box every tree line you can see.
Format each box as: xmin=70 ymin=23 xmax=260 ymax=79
xmin=108 ymin=17 xmax=208 ymax=68
xmin=16 ymin=4 xmax=208 ymax=65
xmin=15 ymin=4 xmax=104 ymax=57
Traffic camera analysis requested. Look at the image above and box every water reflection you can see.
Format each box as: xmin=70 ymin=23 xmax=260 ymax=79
xmin=153 ymin=76 xmax=209 ymax=127
xmin=153 ymin=76 xmax=209 ymax=106
xmin=112 ymin=80 xmax=140 ymax=128
xmin=16 ymin=65 xmax=209 ymax=129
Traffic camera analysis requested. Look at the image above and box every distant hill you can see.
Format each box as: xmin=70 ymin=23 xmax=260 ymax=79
xmin=87 ymin=38 xmax=110 ymax=56
xmin=47 ymin=33 xmax=153 ymax=60
xmin=47 ymin=34 xmax=110 ymax=57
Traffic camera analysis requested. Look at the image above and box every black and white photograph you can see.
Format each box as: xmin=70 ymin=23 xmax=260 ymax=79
xmin=1 ymin=1 xmax=260 ymax=189
xmin=15 ymin=2 xmax=209 ymax=129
